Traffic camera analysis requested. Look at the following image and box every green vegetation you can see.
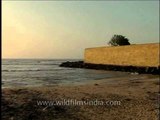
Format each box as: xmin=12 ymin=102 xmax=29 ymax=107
xmin=108 ymin=35 xmax=130 ymax=46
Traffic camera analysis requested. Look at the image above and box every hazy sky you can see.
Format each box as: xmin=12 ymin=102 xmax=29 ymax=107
xmin=2 ymin=1 xmax=159 ymax=59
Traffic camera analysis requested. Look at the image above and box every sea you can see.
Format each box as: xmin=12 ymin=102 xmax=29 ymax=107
xmin=2 ymin=59 xmax=129 ymax=88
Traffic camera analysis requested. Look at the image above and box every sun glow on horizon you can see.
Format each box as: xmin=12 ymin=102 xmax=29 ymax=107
xmin=2 ymin=1 xmax=159 ymax=59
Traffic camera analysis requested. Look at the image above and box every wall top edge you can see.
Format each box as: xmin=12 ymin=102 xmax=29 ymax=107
xmin=85 ymin=43 xmax=160 ymax=50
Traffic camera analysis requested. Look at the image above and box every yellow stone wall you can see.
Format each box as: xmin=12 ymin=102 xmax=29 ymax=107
xmin=84 ymin=43 xmax=160 ymax=67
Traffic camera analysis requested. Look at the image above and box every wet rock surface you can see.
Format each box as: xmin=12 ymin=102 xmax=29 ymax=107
xmin=59 ymin=61 xmax=160 ymax=75
xmin=59 ymin=61 xmax=85 ymax=68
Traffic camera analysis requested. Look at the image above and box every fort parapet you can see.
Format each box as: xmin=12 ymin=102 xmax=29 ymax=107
xmin=84 ymin=43 xmax=160 ymax=67
xmin=60 ymin=43 xmax=159 ymax=74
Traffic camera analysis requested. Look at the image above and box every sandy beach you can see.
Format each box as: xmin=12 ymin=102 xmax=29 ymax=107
xmin=2 ymin=74 xmax=159 ymax=120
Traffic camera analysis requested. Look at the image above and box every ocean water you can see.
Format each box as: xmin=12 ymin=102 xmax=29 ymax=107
xmin=2 ymin=59 xmax=129 ymax=88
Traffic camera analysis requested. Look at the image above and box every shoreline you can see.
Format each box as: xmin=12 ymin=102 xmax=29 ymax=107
xmin=59 ymin=61 xmax=160 ymax=75
xmin=2 ymin=74 xmax=159 ymax=120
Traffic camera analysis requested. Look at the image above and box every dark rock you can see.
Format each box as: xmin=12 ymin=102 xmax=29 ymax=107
xmin=59 ymin=61 xmax=160 ymax=75
xmin=59 ymin=61 xmax=84 ymax=68
xmin=94 ymin=83 xmax=99 ymax=86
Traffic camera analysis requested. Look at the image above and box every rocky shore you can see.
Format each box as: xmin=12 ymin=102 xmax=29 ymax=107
xmin=59 ymin=61 xmax=160 ymax=75
xmin=2 ymin=74 xmax=159 ymax=120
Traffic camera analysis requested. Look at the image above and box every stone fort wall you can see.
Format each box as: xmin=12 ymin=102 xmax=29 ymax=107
xmin=84 ymin=43 xmax=159 ymax=67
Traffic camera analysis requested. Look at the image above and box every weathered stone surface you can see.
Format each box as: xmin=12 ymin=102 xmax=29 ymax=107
xmin=85 ymin=43 xmax=159 ymax=67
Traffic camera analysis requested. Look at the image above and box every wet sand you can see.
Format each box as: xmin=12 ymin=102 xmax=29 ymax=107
xmin=2 ymin=74 xmax=159 ymax=120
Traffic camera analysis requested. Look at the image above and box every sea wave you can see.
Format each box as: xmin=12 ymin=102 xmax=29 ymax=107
xmin=2 ymin=63 xmax=60 ymax=65
xmin=2 ymin=68 xmax=69 ymax=72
